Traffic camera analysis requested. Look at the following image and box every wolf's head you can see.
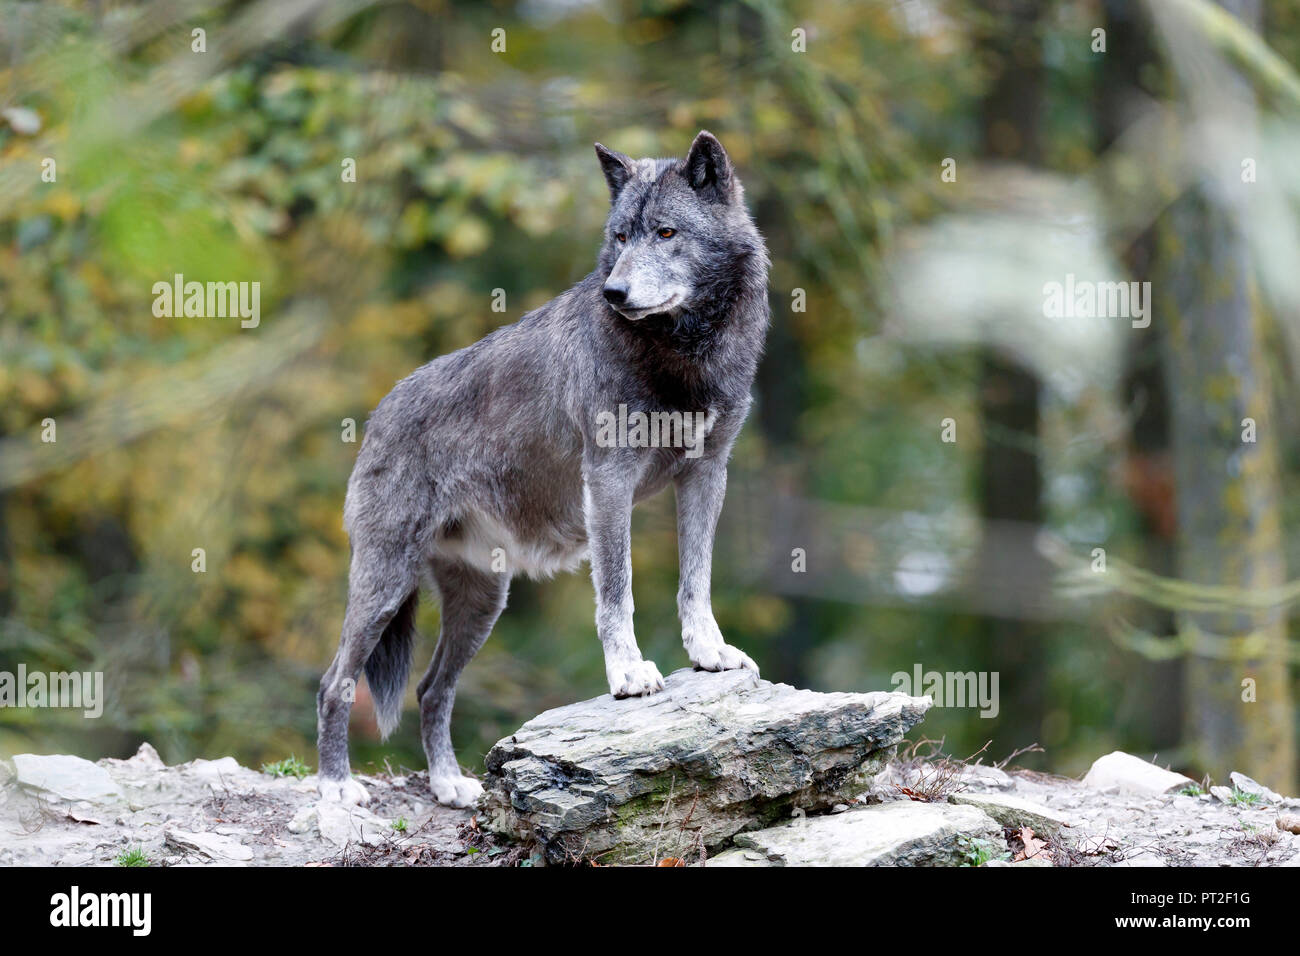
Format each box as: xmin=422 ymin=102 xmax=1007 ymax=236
xmin=592 ymin=131 xmax=765 ymax=322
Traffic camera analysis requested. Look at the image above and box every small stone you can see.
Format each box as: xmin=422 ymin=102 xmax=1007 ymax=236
xmin=124 ymin=743 xmax=166 ymax=771
xmin=164 ymin=827 xmax=254 ymax=862
xmin=1229 ymin=772 xmax=1284 ymax=806
xmin=1275 ymin=812 xmax=1300 ymax=835
xmin=1210 ymin=785 xmax=1235 ymax=804
xmin=1082 ymin=752 xmax=1195 ymax=797
xmin=186 ymin=757 xmax=242 ymax=784
xmin=316 ymin=802 xmax=390 ymax=848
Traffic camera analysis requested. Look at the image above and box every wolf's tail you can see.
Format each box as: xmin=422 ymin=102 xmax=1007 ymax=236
xmin=364 ymin=590 xmax=418 ymax=739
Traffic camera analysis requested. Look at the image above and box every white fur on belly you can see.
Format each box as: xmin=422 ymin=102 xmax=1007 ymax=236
xmin=435 ymin=508 xmax=587 ymax=579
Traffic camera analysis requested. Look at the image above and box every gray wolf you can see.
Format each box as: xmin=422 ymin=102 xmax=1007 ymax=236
xmin=316 ymin=131 xmax=770 ymax=807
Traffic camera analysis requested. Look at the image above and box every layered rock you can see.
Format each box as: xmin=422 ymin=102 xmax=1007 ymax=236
xmin=481 ymin=667 xmax=931 ymax=864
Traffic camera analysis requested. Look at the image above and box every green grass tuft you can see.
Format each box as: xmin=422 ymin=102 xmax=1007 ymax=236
xmin=115 ymin=846 xmax=150 ymax=867
xmin=261 ymin=755 xmax=312 ymax=779
xmin=957 ymin=835 xmax=1010 ymax=867
xmin=1226 ymin=787 xmax=1260 ymax=807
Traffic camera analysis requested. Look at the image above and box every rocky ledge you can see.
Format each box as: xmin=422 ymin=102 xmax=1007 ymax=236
xmin=3 ymin=670 xmax=1299 ymax=867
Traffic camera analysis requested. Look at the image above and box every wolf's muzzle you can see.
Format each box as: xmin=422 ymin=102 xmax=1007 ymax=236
xmin=602 ymin=280 xmax=629 ymax=306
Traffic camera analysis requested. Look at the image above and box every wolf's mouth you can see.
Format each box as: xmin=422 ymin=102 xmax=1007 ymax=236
xmin=616 ymin=294 xmax=684 ymax=320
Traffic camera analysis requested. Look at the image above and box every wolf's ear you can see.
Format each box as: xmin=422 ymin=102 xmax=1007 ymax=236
xmin=684 ymin=130 xmax=734 ymax=203
xmin=594 ymin=143 xmax=634 ymax=202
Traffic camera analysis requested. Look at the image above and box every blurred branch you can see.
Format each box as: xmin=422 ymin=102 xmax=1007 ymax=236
xmin=1161 ymin=0 xmax=1300 ymax=111
xmin=1106 ymin=617 xmax=1300 ymax=664
xmin=1044 ymin=533 xmax=1300 ymax=616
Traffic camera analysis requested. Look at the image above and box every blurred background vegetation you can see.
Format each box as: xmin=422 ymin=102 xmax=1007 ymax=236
xmin=1 ymin=0 xmax=1298 ymax=792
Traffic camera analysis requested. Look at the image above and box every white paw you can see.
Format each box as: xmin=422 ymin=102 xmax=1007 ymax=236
xmin=608 ymin=659 xmax=666 ymax=698
xmin=318 ymin=775 xmax=370 ymax=806
xmin=428 ymin=773 xmax=483 ymax=809
xmin=688 ymin=640 xmax=758 ymax=675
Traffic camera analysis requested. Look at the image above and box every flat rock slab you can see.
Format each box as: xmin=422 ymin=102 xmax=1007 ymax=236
xmin=482 ymin=668 xmax=930 ymax=864
xmin=949 ymin=791 xmax=1070 ymax=836
xmin=709 ymin=800 xmax=1002 ymax=867
xmin=12 ymin=754 xmax=123 ymax=804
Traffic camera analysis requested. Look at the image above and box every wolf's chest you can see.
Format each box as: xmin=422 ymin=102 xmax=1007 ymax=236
xmin=591 ymin=404 xmax=718 ymax=460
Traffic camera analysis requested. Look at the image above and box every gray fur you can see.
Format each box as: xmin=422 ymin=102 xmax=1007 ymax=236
xmin=316 ymin=131 xmax=770 ymax=807
xmin=363 ymin=590 xmax=416 ymax=737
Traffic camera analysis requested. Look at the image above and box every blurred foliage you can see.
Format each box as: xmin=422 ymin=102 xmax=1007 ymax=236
xmin=0 ymin=0 xmax=1298 ymax=783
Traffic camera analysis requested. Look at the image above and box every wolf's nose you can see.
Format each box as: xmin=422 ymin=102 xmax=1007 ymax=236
xmin=603 ymin=281 xmax=628 ymax=306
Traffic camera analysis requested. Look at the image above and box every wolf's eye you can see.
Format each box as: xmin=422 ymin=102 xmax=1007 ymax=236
xmin=658 ymin=228 xmax=676 ymax=239
xmin=616 ymin=233 xmax=627 ymax=243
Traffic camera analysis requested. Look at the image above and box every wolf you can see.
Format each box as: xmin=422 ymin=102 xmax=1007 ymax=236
xmin=316 ymin=131 xmax=770 ymax=807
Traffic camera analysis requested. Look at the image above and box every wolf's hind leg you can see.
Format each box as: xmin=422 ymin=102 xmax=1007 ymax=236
xmin=416 ymin=555 xmax=508 ymax=808
xmin=317 ymin=546 xmax=418 ymax=805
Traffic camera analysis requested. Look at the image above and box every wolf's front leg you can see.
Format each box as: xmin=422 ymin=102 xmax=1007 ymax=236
xmin=674 ymin=459 xmax=758 ymax=674
xmin=585 ymin=466 xmax=664 ymax=697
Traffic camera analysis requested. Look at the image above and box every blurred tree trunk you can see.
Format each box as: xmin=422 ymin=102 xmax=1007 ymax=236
xmin=1098 ymin=0 xmax=1183 ymax=752
xmin=1158 ymin=0 xmax=1294 ymax=792
xmin=970 ymin=0 xmax=1051 ymax=749
xmin=729 ymin=1 xmax=814 ymax=688
xmin=0 ymin=493 xmax=11 ymax=617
